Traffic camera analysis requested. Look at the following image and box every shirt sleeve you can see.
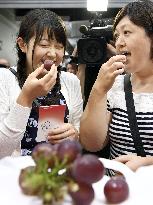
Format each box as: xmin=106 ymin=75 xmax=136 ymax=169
xmin=69 ymin=76 xmax=83 ymax=132
xmin=61 ymin=72 xmax=83 ymax=132
xmin=107 ymin=75 xmax=124 ymax=112
xmin=0 ymin=69 xmax=31 ymax=158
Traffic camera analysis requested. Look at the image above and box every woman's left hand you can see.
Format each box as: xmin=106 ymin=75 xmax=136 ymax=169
xmin=47 ymin=123 xmax=79 ymax=144
xmin=114 ymin=154 xmax=153 ymax=172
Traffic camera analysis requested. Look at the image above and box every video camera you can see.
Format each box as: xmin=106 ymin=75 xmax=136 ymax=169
xmin=77 ymin=13 xmax=113 ymax=66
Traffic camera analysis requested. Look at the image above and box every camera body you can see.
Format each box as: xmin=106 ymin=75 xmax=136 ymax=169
xmin=77 ymin=16 xmax=113 ymax=66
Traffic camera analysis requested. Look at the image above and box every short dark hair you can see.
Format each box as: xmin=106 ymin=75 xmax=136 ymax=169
xmin=113 ymin=0 xmax=153 ymax=57
xmin=113 ymin=0 xmax=153 ymax=34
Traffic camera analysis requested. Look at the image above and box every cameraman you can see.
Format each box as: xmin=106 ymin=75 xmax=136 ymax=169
xmin=77 ymin=42 xmax=116 ymax=159
xmin=77 ymin=42 xmax=116 ymax=107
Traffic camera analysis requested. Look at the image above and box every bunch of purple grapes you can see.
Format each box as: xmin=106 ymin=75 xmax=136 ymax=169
xmin=19 ymin=140 xmax=129 ymax=205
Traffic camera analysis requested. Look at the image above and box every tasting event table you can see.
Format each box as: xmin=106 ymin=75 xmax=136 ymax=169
xmin=0 ymin=156 xmax=152 ymax=205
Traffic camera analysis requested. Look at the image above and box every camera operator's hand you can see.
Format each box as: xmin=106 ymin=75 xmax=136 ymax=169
xmin=107 ymin=43 xmax=116 ymax=59
xmin=93 ymin=55 xmax=126 ymax=94
xmin=72 ymin=45 xmax=78 ymax=57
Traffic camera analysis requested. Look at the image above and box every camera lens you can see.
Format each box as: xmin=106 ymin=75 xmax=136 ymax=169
xmin=86 ymin=40 xmax=104 ymax=62
xmin=78 ymin=38 xmax=107 ymax=65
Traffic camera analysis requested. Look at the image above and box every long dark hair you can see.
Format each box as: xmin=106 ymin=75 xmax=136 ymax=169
xmin=16 ymin=9 xmax=67 ymax=91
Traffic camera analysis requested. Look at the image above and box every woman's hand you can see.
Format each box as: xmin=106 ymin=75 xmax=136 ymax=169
xmin=47 ymin=123 xmax=79 ymax=144
xmin=114 ymin=154 xmax=153 ymax=172
xmin=17 ymin=64 xmax=57 ymax=107
xmin=93 ymin=55 xmax=126 ymax=94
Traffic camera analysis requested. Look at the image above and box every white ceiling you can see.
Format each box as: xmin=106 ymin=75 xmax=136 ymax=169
xmin=0 ymin=0 xmax=140 ymax=9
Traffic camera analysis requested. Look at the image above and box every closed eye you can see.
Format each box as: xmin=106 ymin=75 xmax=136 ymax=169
xmin=124 ymin=30 xmax=131 ymax=35
xmin=55 ymin=44 xmax=64 ymax=49
xmin=40 ymin=44 xmax=50 ymax=47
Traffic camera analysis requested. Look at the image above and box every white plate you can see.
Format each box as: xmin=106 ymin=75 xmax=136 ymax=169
xmin=0 ymin=156 xmax=152 ymax=205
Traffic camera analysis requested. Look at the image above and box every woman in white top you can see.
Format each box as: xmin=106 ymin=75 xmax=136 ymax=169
xmin=0 ymin=9 xmax=83 ymax=157
xmin=80 ymin=0 xmax=153 ymax=172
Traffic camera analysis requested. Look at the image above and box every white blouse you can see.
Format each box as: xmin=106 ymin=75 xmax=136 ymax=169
xmin=0 ymin=68 xmax=83 ymax=158
xmin=107 ymin=75 xmax=153 ymax=159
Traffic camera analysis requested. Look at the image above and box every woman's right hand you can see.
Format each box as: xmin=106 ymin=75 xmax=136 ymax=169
xmin=93 ymin=55 xmax=126 ymax=95
xmin=17 ymin=64 xmax=57 ymax=107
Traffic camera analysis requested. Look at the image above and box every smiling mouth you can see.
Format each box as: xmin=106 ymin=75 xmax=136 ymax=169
xmin=41 ymin=56 xmax=56 ymax=65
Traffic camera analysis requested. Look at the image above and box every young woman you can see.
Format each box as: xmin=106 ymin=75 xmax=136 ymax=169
xmin=0 ymin=9 xmax=83 ymax=157
xmin=80 ymin=0 xmax=153 ymax=173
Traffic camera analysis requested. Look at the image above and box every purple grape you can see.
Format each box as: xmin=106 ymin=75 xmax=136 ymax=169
xmin=104 ymin=176 xmax=129 ymax=203
xmin=32 ymin=143 xmax=57 ymax=168
xmin=57 ymin=140 xmax=82 ymax=164
xmin=19 ymin=166 xmax=43 ymax=195
xmin=69 ymin=182 xmax=94 ymax=205
xmin=71 ymin=154 xmax=105 ymax=184
xmin=44 ymin=59 xmax=53 ymax=71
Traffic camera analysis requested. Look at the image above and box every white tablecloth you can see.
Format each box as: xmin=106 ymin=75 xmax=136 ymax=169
xmin=0 ymin=156 xmax=152 ymax=205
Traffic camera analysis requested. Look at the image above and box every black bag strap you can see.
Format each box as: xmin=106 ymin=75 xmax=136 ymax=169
xmin=9 ymin=67 xmax=17 ymax=76
xmin=124 ymin=74 xmax=146 ymax=157
xmin=9 ymin=67 xmax=40 ymax=107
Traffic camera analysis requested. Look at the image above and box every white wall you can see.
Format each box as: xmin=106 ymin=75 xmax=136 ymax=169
xmin=0 ymin=9 xmax=18 ymax=66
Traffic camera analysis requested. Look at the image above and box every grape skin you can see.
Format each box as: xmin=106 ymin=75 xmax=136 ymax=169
xmin=57 ymin=140 xmax=82 ymax=164
xmin=44 ymin=59 xmax=53 ymax=71
xmin=70 ymin=154 xmax=105 ymax=184
xmin=32 ymin=143 xmax=57 ymax=168
xmin=69 ymin=182 xmax=95 ymax=205
xmin=104 ymin=176 xmax=129 ymax=203
xmin=19 ymin=142 xmax=130 ymax=205
xmin=19 ymin=166 xmax=43 ymax=195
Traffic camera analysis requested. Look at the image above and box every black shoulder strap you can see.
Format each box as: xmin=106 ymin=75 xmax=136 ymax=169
xmin=9 ymin=67 xmax=17 ymax=76
xmin=124 ymin=74 xmax=146 ymax=157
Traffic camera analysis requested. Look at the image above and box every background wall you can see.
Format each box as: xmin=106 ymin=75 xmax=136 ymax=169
xmin=0 ymin=9 xmax=18 ymax=66
xmin=0 ymin=0 xmax=127 ymax=66
xmin=0 ymin=0 xmax=138 ymax=9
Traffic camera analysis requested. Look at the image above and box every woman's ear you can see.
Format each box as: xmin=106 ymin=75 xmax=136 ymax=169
xmin=16 ymin=37 xmax=27 ymax=53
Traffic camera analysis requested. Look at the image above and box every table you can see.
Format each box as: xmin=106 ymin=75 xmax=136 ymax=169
xmin=0 ymin=156 xmax=152 ymax=205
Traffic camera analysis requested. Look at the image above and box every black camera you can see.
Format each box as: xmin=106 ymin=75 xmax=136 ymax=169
xmin=77 ymin=14 xmax=113 ymax=66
